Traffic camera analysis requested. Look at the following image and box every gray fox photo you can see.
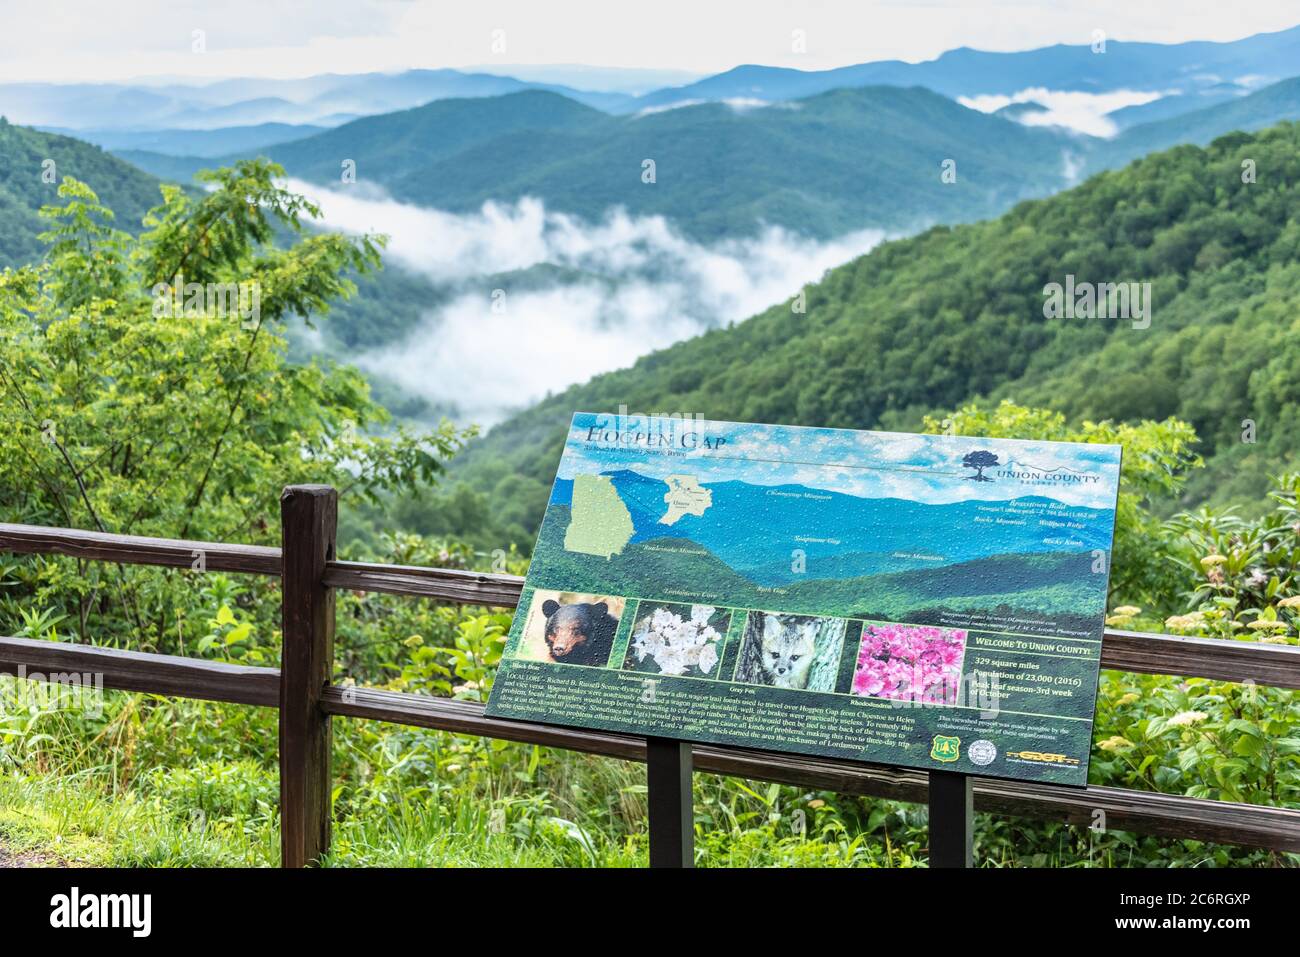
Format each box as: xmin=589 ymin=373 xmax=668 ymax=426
xmin=735 ymin=613 xmax=846 ymax=691
xmin=0 ymin=0 xmax=1296 ymax=898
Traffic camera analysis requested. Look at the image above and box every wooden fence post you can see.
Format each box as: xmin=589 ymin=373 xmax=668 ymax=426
xmin=279 ymin=485 xmax=337 ymax=867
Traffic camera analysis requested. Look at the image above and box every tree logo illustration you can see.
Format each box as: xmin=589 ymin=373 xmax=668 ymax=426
xmin=962 ymin=450 xmax=999 ymax=482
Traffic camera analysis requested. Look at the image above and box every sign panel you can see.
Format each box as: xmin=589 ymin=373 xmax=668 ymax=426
xmin=485 ymin=412 xmax=1122 ymax=785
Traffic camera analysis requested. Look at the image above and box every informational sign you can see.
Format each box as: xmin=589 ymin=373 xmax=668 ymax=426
xmin=485 ymin=411 xmax=1122 ymax=786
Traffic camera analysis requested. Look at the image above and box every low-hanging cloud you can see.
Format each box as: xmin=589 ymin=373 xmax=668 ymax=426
xmin=288 ymin=179 xmax=886 ymax=427
xmin=960 ymin=87 xmax=1166 ymax=137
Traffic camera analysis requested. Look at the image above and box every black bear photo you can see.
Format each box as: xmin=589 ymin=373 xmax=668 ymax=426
xmin=541 ymin=599 xmax=618 ymax=666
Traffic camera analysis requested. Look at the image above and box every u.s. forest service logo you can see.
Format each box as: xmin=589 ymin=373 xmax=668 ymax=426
xmin=930 ymin=735 xmax=961 ymax=762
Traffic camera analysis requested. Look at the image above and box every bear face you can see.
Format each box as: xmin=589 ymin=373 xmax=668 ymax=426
xmin=541 ymin=599 xmax=617 ymax=666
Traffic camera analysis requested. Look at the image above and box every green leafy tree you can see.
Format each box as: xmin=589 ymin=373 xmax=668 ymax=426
xmin=0 ymin=162 xmax=473 ymax=644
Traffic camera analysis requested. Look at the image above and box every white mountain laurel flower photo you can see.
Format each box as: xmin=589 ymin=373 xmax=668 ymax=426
xmin=631 ymin=605 xmax=722 ymax=676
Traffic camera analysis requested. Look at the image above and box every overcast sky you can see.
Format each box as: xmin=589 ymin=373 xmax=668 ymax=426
xmin=1 ymin=0 xmax=1297 ymax=83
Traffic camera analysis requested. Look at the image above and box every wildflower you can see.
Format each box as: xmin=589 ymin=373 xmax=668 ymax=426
xmin=1117 ymin=692 xmax=1140 ymax=706
xmin=1246 ymin=619 xmax=1288 ymax=630
xmin=1098 ymin=736 xmax=1134 ymax=752
xmin=1167 ymin=710 xmax=1208 ymax=727
xmin=808 ymin=799 xmax=825 ymax=809
xmin=1246 ymin=567 xmax=1269 ymax=588
xmin=1278 ymin=595 xmax=1300 ymax=609
xmin=1113 ymin=605 xmax=1141 ymax=617
xmin=1200 ymin=554 xmax=1227 ymax=568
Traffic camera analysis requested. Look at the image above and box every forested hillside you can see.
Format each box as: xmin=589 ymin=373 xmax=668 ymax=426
xmin=128 ymin=87 xmax=1077 ymax=241
xmin=0 ymin=119 xmax=160 ymax=267
xmin=415 ymin=123 xmax=1300 ymax=548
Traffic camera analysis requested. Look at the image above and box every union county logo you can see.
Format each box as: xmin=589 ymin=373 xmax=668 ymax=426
xmin=968 ymin=740 xmax=997 ymax=766
xmin=930 ymin=735 xmax=960 ymax=762
xmin=960 ymin=450 xmax=999 ymax=483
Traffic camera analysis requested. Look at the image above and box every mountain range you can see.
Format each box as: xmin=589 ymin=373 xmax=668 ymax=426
xmin=108 ymin=70 xmax=1300 ymax=246
xmin=8 ymin=24 xmax=1300 ymax=138
xmin=0 ymin=69 xmax=633 ymax=130
xmin=3 ymin=28 xmax=1299 ymax=551
xmin=98 ymin=70 xmax=1298 ymax=375
xmin=629 ymin=25 xmax=1300 ymax=111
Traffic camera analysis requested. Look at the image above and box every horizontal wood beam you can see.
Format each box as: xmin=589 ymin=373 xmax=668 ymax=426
xmin=0 ymin=523 xmax=280 ymax=576
xmin=323 ymin=560 xmax=523 ymax=607
xmin=1103 ymin=628 xmax=1300 ymax=689
xmin=0 ymin=635 xmax=280 ymax=707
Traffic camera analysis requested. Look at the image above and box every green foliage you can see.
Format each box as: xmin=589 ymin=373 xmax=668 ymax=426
xmin=1155 ymin=472 xmax=1300 ymax=641
xmin=1093 ymin=672 xmax=1300 ymax=807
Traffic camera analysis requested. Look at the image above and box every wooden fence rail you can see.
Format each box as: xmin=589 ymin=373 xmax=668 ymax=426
xmin=2 ymin=492 xmax=1299 ymax=864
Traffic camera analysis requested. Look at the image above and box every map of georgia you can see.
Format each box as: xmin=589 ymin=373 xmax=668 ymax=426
xmin=660 ymin=474 xmax=712 ymax=525
xmin=563 ymin=474 xmax=635 ymax=559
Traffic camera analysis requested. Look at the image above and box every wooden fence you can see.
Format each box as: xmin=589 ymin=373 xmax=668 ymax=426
xmin=2 ymin=485 xmax=1299 ymax=865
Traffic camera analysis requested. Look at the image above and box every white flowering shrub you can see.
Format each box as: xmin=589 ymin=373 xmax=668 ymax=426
xmin=625 ymin=603 xmax=728 ymax=677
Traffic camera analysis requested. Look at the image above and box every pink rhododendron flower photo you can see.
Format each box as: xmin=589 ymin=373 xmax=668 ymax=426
xmin=851 ymin=623 xmax=967 ymax=703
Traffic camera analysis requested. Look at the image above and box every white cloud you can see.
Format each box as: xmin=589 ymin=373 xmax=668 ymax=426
xmin=635 ymin=97 xmax=776 ymax=117
xmin=289 ymin=180 xmax=887 ymax=426
xmin=635 ymin=99 xmax=706 ymax=116
xmin=960 ymin=87 xmax=1167 ymax=136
